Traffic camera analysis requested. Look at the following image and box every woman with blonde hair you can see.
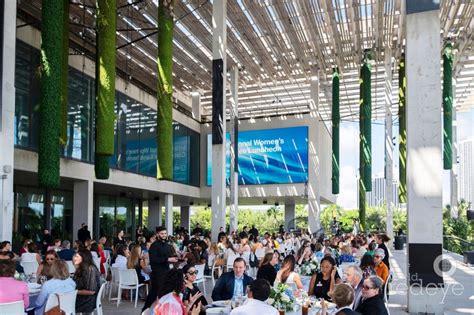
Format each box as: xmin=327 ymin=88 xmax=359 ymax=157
xmin=36 ymin=250 xmax=59 ymax=283
xmin=34 ymin=260 xmax=76 ymax=315
xmin=127 ymin=244 xmax=149 ymax=283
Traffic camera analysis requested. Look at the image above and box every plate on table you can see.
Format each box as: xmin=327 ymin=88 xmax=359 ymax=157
xmin=206 ymin=307 xmax=228 ymax=314
xmin=211 ymin=300 xmax=230 ymax=307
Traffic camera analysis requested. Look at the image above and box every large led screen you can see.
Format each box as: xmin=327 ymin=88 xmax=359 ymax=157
xmin=207 ymin=126 xmax=308 ymax=185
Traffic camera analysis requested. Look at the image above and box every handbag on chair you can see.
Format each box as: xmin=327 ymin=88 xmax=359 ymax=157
xmin=44 ymin=294 xmax=66 ymax=315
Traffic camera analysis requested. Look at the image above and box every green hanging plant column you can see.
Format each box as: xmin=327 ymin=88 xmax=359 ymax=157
xmin=95 ymin=0 xmax=117 ymax=179
xmin=60 ymin=1 xmax=69 ymax=147
xmin=332 ymin=68 xmax=340 ymax=195
xmin=398 ymin=55 xmax=407 ymax=203
xmin=359 ymin=179 xmax=367 ymax=232
xmin=156 ymin=0 xmax=174 ymax=180
xmin=360 ymin=57 xmax=372 ymax=192
xmin=443 ymin=43 xmax=453 ymax=170
xmin=38 ymin=1 xmax=64 ymax=188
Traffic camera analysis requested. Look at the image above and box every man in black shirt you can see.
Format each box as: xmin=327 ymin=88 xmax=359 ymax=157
xmin=192 ymin=223 xmax=204 ymax=236
xmin=77 ymin=223 xmax=91 ymax=243
xmin=143 ymin=226 xmax=178 ymax=311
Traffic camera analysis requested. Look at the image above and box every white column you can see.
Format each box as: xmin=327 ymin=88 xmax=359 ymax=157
xmin=148 ymin=199 xmax=162 ymax=231
xmin=164 ymin=194 xmax=173 ymax=235
xmin=191 ymin=92 xmax=201 ymax=122
xmin=180 ymin=205 xmax=190 ymax=233
xmin=308 ymin=77 xmax=321 ymax=233
xmin=285 ymin=200 xmax=296 ymax=231
xmin=450 ymin=82 xmax=458 ymax=218
xmin=384 ymin=51 xmax=394 ymax=246
xmin=73 ymin=180 xmax=94 ymax=238
xmin=406 ymin=2 xmax=444 ymax=313
xmin=229 ymin=66 xmax=239 ymax=233
xmin=0 ymin=1 xmax=16 ymax=242
xmin=211 ymin=0 xmax=227 ymax=242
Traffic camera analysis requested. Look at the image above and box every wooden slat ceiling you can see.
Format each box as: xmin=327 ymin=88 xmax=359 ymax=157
xmin=17 ymin=0 xmax=474 ymax=122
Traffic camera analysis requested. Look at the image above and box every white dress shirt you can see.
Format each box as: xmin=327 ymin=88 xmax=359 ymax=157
xmin=230 ymin=298 xmax=279 ymax=315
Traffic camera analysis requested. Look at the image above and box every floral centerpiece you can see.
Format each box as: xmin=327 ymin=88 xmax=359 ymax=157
xmin=298 ymin=256 xmax=319 ymax=276
xmin=268 ymin=283 xmax=295 ymax=311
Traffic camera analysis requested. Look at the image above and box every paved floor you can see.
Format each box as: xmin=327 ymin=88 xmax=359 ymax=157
xmin=101 ymin=249 xmax=474 ymax=315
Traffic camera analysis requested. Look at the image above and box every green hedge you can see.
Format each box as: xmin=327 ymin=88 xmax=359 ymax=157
xmin=38 ymin=0 xmax=64 ymax=188
xmin=398 ymin=55 xmax=407 ymax=203
xmin=443 ymin=43 xmax=453 ymax=169
xmin=60 ymin=1 xmax=69 ymax=147
xmin=360 ymin=61 xmax=372 ymax=191
xmin=95 ymin=154 xmax=110 ymax=180
xmin=156 ymin=0 xmax=174 ymax=180
xmin=95 ymin=0 xmax=116 ymax=156
xmin=332 ymin=69 xmax=340 ymax=195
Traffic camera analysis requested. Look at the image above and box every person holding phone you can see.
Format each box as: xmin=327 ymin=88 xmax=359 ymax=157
xmin=182 ymin=264 xmax=208 ymax=315
xmin=308 ymin=256 xmax=341 ymax=301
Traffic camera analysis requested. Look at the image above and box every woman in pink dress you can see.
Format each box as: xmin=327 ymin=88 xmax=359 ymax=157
xmin=0 ymin=259 xmax=29 ymax=309
xmin=151 ymin=269 xmax=202 ymax=315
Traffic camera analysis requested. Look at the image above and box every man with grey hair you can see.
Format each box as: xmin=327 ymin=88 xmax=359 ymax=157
xmin=344 ymin=265 xmax=364 ymax=310
xmin=58 ymin=240 xmax=74 ymax=261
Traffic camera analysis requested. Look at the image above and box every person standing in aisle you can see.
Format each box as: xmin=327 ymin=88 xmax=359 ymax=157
xmin=142 ymin=226 xmax=178 ymax=311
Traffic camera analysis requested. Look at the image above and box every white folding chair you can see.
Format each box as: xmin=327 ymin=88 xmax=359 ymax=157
xmin=57 ymin=290 xmax=78 ymax=315
xmin=194 ymin=263 xmax=206 ymax=292
xmin=204 ymin=255 xmax=217 ymax=286
xmin=108 ymin=267 xmax=120 ymax=301
xmin=66 ymin=260 xmax=76 ymax=274
xmin=383 ymin=270 xmax=394 ymax=315
xmin=21 ymin=261 xmax=38 ymax=276
xmin=117 ymin=269 xmax=147 ymax=308
xmin=0 ymin=301 xmax=24 ymax=315
xmin=44 ymin=294 xmax=59 ymax=313
xmin=226 ymin=253 xmax=240 ymax=272
xmin=93 ymin=283 xmax=107 ymax=315
xmin=141 ymin=308 xmax=151 ymax=315
xmin=93 ymin=257 xmax=101 ymax=271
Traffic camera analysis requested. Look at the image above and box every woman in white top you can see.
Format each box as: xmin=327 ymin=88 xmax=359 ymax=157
xmin=238 ymin=237 xmax=251 ymax=254
xmin=275 ymin=255 xmax=303 ymax=290
xmin=111 ymin=244 xmax=129 ymax=269
xmin=21 ymin=242 xmax=42 ymax=264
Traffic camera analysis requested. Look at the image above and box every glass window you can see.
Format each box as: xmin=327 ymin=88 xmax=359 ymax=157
xmin=14 ymin=41 xmax=40 ymax=149
xmin=64 ymin=69 xmax=94 ymax=161
xmin=116 ymin=197 xmax=133 ymax=237
xmin=139 ymin=106 xmax=157 ymax=176
xmin=96 ymin=195 xmax=115 ymax=238
xmin=51 ymin=192 xmax=73 ymax=242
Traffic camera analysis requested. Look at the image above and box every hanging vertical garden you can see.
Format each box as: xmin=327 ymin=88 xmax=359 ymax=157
xmin=443 ymin=43 xmax=453 ymax=170
xmin=359 ymin=51 xmax=372 ymax=231
xmin=332 ymin=68 xmax=340 ymax=195
xmin=60 ymin=1 xmax=69 ymax=147
xmin=38 ymin=1 xmax=64 ymax=188
xmin=95 ymin=0 xmax=116 ymax=179
xmin=156 ymin=0 xmax=174 ymax=180
xmin=398 ymin=54 xmax=407 ymax=203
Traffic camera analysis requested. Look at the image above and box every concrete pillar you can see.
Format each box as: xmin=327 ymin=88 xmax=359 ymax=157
xmin=73 ymin=180 xmax=94 ymax=239
xmin=180 ymin=205 xmax=190 ymax=233
xmin=450 ymin=84 xmax=458 ymax=218
xmin=384 ymin=51 xmax=394 ymax=246
xmin=0 ymin=0 xmax=16 ymax=242
xmin=406 ymin=2 xmax=444 ymax=313
xmin=211 ymin=0 xmax=227 ymax=242
xmin=229 ymin=66 xmax=239 ymax=233
xmin=164 ymin=194 xmax=173 ymax=235
xmin=148 ymin=199 xmax=162 ymax=231
xmin=191 ymin=92 xmax=201 ymax=122
xmin=308 ymin=77 xmax=321 ymax=233
xmin=285 ymin=199 xmax=295 ymax=231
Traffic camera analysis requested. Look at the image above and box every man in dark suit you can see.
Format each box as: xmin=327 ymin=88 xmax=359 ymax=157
xmin=212 ymin=258 xmax=253 ymax=301
xmin=344 ymin=265 xmax=364 ymax=310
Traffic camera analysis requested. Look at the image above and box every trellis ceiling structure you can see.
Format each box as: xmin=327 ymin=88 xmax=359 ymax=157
xmin=17 ymin=0 xmax=474 ymax=123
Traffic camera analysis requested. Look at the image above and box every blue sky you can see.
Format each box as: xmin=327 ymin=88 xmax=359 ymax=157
xmin=336 ymin=108 xmax=474 ymax=209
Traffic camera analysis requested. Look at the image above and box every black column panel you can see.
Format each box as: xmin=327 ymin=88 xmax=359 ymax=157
xmin=408 ymin=243 xmax=444 ymax=287
xmin=212 ymin=58 xmax=224 ymax=145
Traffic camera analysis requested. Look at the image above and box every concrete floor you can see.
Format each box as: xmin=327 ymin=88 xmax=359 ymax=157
xmin=101 ymin=249 xmax=474 ymax=315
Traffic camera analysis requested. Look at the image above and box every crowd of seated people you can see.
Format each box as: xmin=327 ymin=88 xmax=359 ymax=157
xmin=0 ymin=221 xmax=392 ymax=315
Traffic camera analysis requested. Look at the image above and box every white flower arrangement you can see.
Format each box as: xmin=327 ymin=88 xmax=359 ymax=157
xmin=298 ymin=256 xmax=319 ymax=276
xmin=268 ymin=283 xmax=296 ymax=311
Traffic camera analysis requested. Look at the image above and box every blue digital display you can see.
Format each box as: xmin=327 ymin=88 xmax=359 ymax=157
xmin=207 ymin=126 xmax=308 ymax=185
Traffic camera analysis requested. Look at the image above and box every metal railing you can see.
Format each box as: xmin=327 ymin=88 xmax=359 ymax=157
xmin=443 ymin=235 xmax=474 ymax=255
